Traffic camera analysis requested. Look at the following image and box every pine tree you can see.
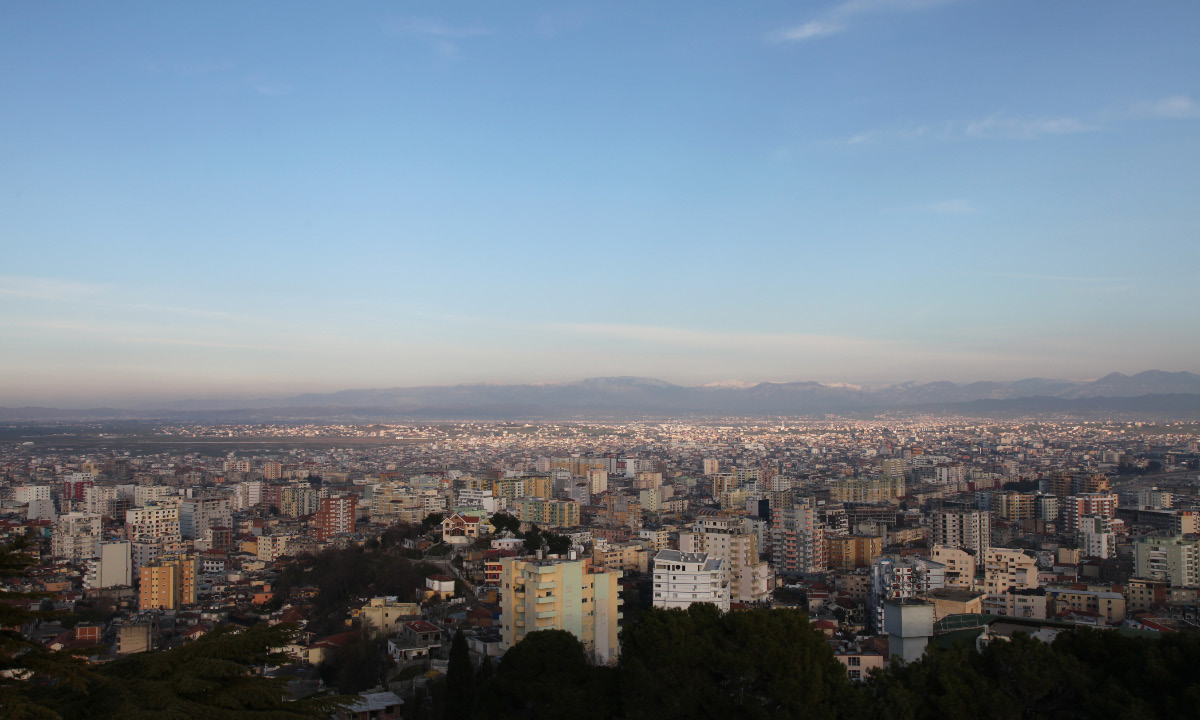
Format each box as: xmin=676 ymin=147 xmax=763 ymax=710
xmin=48 ymin=623 xmax=350 ymax=719
xmin=444 ymin=629 xmax=474 ymax=718
xmin=0 ymin=535 xmax=97 ymax=720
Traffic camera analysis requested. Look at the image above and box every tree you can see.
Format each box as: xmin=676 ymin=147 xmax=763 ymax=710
xmin=619 ymin=605 xmax=860 ymax=720
xmin=479 ymin=630 xmax=612 ymax=719
xmin=444 ymin=629 xmax=474 ymax=718
xmin=51 ymin=623 xmax=348 ymax=719
xmin=544 ymin=532 xmax=571 ymax=556
xmin=489 ymin=513 xmax=521 ymax=535
xmin=422 ymin=513 xmax=445 ymax=532
xmin=522 ymin=525 xmax=544 ymax=555
xmin=0 ymin=535 xmax=96 ymax=720
xmin=318 ymin=630 xmax=389 ymax=695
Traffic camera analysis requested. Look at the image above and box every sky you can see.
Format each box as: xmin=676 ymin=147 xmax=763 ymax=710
xmin=2 ymin=1 xmax=1199 ymax=406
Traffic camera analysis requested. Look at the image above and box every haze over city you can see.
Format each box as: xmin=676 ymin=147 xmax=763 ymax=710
xmin=3 ymin=1 xmax=1198 ymax=406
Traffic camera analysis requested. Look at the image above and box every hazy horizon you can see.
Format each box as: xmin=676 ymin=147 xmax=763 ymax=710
xmin=3 ymin=2 xmax=1198 ymax=407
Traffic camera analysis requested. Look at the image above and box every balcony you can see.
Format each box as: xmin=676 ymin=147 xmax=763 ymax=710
xmin=536 ymin=596 xmax=555 ymax=604
xmin=536 ymin=581 xmax=557 ymax=589
xmin=536 ymin=610 xmax=557 ymax=619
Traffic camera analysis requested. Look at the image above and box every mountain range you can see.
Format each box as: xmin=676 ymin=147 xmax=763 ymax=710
xmin=3 ymin=370 xmax=1200 ymax=421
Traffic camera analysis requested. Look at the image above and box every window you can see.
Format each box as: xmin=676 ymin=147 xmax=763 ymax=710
xmin=847 ymin=656 xmax=861 ymax=667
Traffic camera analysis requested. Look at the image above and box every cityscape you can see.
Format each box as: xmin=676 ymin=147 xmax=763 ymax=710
xmin=4 ymin=1 xmax=1200 ymax=718
xmin=3 ymin=406 xmax=1200 ymax=716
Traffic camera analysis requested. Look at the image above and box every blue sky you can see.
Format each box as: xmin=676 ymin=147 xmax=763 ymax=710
xmin=2 ymin=1 xmax=1198 ymax=405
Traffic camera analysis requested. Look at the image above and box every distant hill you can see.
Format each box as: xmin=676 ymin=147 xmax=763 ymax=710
xmin=3 ymin=370 xmax=1199 ymax=421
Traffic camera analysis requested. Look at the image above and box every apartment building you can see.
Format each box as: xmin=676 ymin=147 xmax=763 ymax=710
xmin=511 ymin=499 xmax=580 ymax=528
xmin=683 ymin=510 xmax=772 ymax=603
xmin=52 ymin=512 xmax=102 ymax=560
xmin=827 ymin=534 xmax=883 ymax=572
xmin=866 ymin=556 xmax=946 ymax=633
xmin=930 ymin=509 xmax=991 ymax=566
xmin=983 ymin=549 xmax=1039 ymax=595
xmin=1134 ymin=536 xmax=1200 ymax=588
xmin=138 ymin=552 xmax=198 ymax=611
xmin=771 ymin=499 xmax=826 ymax=574
xmin=315 ymin=495 xmax=357 ymax=541
xmin=652 ymin=550 xmax=729 ymax=612
xmin=498 ymin=555 xmax=622 ymax=663
xmin=829 ymin=477 xmax=905 ymax=504
xmin=180 ymin=496 xmax=232 ymax=539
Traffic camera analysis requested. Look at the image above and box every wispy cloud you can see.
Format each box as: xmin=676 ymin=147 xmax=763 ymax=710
xmin=0 ymin=276 xmax=107 ymax=301
xmin=384 ymin=17 xmax=493 ymax=58
xmin=246 ymin=77 xmax=292 ymax=97
xmin=965 ymin=115 xmax=1098 ymax=139
xmin=992 ymin=273 xmax=1136 ymax=294
xmin=774 ymin=20 xmax=845 ymax=42
xmin=926 ymin=199 xmax=977 ymax=214
xmin=1133 ymin=95 xmax=1200 ymax=119
xmin=773 ymin=0 xmax=957 ymax=43
xmin=836 ymin=114 xmax=1097 ymax=147
xmin=535 ymin=9 xmax=587 ymax=39
xmin=550 ymin=322 xmax=888 ymax=353
xmin=996 ymin=273 xmax=1122 ymax=284
xmin=0 ymin=318 xmax=276 ymax=351
xmin=385 ymin=17 xmax=492 ymax=39
xmin=147 ymin=60 xmax=236 ymax=76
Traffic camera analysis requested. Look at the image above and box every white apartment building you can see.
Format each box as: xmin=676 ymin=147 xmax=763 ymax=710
xmin=14 ymin=485 xmax=52 ymax=504
xmin=652 ymin=550 xmax=729 ymax=613
xmin=983 ymin=549 xmax=1039 ymax=595
xmin=180 ymin=496 xmax=233 ymax=539
xmin=1135 ymin=536 xmax=1200 ymax=587
xmin=930 ymin=509 xmax=991 ymax=566
xmin=126 ymin=503 xmax=181 ymax=543
xmin=587 ymin=469 xmax=609 ymax=495
xmin=134 ymin=484 xmax=177 ymax=507
xmin=52 ymin=512 xmax=102 ymax=560
xmin=681 ymin=511 xmax=772 ymax=603
xmin=86 ymin=540 xmax=132 ymax=589
xmin=866 ymin=556 xmax=946 ymax=633
xmin=1078 ymin=515 xmax=1116 ymax=559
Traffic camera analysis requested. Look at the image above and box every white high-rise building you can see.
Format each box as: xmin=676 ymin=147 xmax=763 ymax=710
xmin=652 ymin=550 xmax=729 ymax=612
xmin=14 ymin=486 xmax=52 ymax=504
xmin=587 ymin=469 xmax=609 ymax=495
xmin=52 ymin=512 xmax=102 ymax=560
xmin=86 ymin=540 xmax=132 ymax=589
xmin=867 ymin=556 xmax=946 ymax=633
xmin=680 ymin=511 xmax=772 ymax=603
xmin=135 ymin=485 xmax=177 ymax=507
xmin=180 ymin=496 xmax=232 ymax=539
xmin=126 ymin=503 xmax=181 ymax=543
xmin=1078 ymin=515 xmax=1116 ymax=559
xmin=931 ymin=509 xmax=991 ymax=567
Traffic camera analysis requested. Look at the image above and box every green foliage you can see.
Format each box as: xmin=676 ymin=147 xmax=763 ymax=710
xmin=478 ymin=630 xmax=615 ymax=720
xmin=488 ymin=512 xmax=521 ymax=535
xmin=519 ymin=526 xmax=570 ymax=556
xmin=0 ymin=535 xmax=97 ymax=720
xmin=47 ymin=623 xmax=349 ymax=719
xmin=317 ymin=630 xmax=389 ymax=695
xmin=862 ymin=629 xmax=1200 ymax=720
xmin=620 ymin=605 xmax=860 ymax=720
xmin=444 ymin=629 xmax=475 ymax=718
xmin=421 ymin=513 xmax=445 ymax=532
xmin=271 ymin=547 xmax=439 ymax=637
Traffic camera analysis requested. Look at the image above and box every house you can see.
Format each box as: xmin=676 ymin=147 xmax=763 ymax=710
xmin=441 ymin=514 xmax=481 ymax=545
xmin=387 ymin=621 xmax=443 ymax=662
xmin=336 ymin=691 xmax=403 ymax=720
xmin=402 ymin=620 xmax=442 ymax=647
xmin=302 ymin=631 xmax=358 ymax=665
xmin=426 ymin=574 xmax=456 ymax=597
